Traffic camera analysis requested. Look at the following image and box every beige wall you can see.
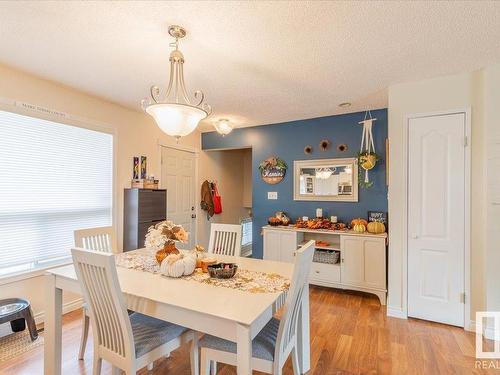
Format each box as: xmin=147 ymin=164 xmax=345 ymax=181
xmin=0 ymin=63 xmax=201 ymax=322
xmin=198 ymin=149 xmax=251 ymax=249
xmin=387 ymin=66 xmax=500 ymax=326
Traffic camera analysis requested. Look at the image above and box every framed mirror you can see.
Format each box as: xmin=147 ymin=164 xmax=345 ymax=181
xmin=293 ymin=158 xmax=358 ymax=202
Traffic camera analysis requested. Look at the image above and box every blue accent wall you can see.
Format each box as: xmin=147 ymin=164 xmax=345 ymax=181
xmin=202 ymin=109 xmax=388 ymax=259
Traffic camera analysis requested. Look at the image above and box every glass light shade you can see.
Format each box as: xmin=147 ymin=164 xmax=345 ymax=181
xmin=315 ymin=168 xmax=333 ymax=179
xmin=214 ymin=119 xmax=233 ymax=136
xmin=146 ymin=103 xmax=208 ymax=138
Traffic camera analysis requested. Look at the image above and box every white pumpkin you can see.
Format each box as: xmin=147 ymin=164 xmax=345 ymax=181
xmin=182 ymin=255 xmax=197 ymax=276
xmin=161 ymin=254 xmax=185 ymax=278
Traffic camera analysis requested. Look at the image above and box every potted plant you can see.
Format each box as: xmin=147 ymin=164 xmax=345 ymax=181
xmin=357 ymin=151 xmax=380 ymax=188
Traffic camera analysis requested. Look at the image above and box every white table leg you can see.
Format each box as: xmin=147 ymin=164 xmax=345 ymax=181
xmin=236 ymin=323 xmax=252 ymax=375
xmin=44 ymin=274 xmax=63 ymax=375
xmin=297 ymin=283 xmax=310 ymax=374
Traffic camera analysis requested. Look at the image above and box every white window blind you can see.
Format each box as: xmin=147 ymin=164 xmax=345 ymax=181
xmin=0 ymin=109 xmax=113 ymax=274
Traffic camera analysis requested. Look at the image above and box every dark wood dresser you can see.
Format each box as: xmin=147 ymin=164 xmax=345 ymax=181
xmin=123 ymin=188 xmax=167 ymax=251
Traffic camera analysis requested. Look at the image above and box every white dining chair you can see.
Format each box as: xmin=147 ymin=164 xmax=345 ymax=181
xmin=74 ymin=226 xmax=117 ymax=254
xmin=71 ymin=248 xmax=198 ymax=375
xmin=207 ymin=223 xmax=242 ymax=257
xmin=74 ymin=226 xmax=117 ymax=360
xmin=198 ymin=240 xmax=315 ymax=375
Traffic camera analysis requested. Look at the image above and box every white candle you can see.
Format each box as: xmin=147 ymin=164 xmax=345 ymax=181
xmin=316 ymin=208 xmax=323 ymax=218
xmin=331 ymin=216 xmax=338 ymax=223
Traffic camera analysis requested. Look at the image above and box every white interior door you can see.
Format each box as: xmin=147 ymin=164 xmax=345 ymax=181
xmin=161 ymin=146 xmax=197 ymax=250
xmin=408 ymin=112 xmax=466 ymax=327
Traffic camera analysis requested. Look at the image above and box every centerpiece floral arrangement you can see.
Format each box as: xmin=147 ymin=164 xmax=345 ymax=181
xmin=145 ymin=220 xmax=199 ymax=278
xmin=145 ymin=220 xmax=188 ymax=260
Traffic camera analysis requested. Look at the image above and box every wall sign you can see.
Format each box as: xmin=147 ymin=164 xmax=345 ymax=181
xmin=368 ymin=211 xmax=388 ymax=226
xmin=259 ymin=156 xmax=287 ymax=185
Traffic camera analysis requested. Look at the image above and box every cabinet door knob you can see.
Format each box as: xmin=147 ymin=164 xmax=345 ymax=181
xmin=315 ymin=270 xmax=320 ymax=274
xmin=411 ymin=233 xmax=418 ymax=239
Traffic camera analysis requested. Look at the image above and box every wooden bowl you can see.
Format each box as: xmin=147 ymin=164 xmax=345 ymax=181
xmin=208 ymin=263 xmax=238 ymax=279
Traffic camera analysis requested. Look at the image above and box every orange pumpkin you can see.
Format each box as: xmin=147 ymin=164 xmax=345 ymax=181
xmin=351 ymin=218 xmax=368 ymax=227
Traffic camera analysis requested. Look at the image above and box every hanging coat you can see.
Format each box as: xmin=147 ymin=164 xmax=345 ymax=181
xmin=200 ymin=180 xmax=214 ymax=219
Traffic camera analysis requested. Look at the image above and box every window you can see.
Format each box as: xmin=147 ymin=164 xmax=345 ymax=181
xmin=0 ymin=109 xmax=113 ymax=275
xmin=241 ymin=217 xmax=252 ymax=257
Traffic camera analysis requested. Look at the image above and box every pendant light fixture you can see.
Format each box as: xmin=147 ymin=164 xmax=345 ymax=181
xmin=315 ymin=167 xmax=336 ymax=180
xmin=214 ymin=119 xmax=234 ymax=136
xmin=141 ymin=25 xmax=211 ymax=141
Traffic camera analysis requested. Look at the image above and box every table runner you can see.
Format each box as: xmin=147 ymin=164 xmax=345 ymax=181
xmin=115 ymin=251 xmax=290 ymax=294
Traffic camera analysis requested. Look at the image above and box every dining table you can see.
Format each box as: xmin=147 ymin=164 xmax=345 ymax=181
xmin=43 ymin=249 xmax=310 ymax=375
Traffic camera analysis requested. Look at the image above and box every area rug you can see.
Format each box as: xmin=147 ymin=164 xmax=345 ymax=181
xmin=0 ymin=330 xmax=43 ymax=362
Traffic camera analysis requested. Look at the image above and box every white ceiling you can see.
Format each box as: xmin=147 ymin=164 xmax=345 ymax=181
xmin=1 ymin=1 xmax=500 ymax=131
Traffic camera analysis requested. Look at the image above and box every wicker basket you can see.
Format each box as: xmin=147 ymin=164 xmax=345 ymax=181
xmin=313 ymin=250 xmax=340 ymax=264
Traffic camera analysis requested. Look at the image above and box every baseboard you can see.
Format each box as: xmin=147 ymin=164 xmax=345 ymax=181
xmin=467 ymin=320 xmax=498 ymax=340
xmin=467 ymin=320 xmax=476 ymax=332
xmin=34 ymin=298 xmax=84 ymax=325
xmin=387 ymin=306 xmax=407 ymax=319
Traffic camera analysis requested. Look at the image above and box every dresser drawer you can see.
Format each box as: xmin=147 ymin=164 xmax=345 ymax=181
xmin=310 ymin=262 xmax=340 ymax=283
xmin=138 ymin=190 xmax=166 ymax=222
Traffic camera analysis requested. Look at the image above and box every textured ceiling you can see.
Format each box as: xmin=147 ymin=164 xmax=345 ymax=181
xmin=1 ymin=1 xmax=499 ymax=131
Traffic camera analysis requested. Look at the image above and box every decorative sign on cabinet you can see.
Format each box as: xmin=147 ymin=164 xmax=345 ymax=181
xmin=262 ymin=226 xmax=387 ymax=304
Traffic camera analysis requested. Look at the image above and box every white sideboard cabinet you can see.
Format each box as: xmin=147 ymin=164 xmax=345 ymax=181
xmin=262 ymin=226 xmax=387 ymax=304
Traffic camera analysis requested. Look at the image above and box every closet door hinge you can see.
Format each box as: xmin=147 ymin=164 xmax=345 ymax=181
xmin=463 ymin=136 xmax=468 ymax=147
xmin=460 ymin=292 xmax=466 ymax=304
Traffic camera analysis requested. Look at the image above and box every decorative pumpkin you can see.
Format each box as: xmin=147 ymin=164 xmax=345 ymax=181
xmin=182 ymin=254 xmax=197 ymax=276
xmin=160 ymin=253 xmax=197 ymax=278
xmin=351 ymin=218 xmax=368 ymax=227
xmin=194 ymin=245 xmax=207 ymax=268
xmin=367 ymin=221 xmax=386 ymax=234
xmin=161 ymin=254 xmax=185 ymax=277
xmin=353 ymin=224 xmax=366 ymax=233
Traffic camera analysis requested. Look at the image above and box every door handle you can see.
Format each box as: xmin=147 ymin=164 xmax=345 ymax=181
xmin=411 ymin=233 xmax=419 ymax=239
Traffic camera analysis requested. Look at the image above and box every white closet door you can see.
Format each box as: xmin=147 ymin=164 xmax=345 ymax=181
xmin=408 ymin=112 xmax=465 ymax=327
xmin=161 ymin=147 xmax=197 ymax=250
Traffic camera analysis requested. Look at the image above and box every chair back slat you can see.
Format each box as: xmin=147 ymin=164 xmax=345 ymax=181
xmin=274 ymin=240 xmax=314 ymax=367
xmin=72 ymin=248 xmax=134 ymax=360
xmin=74 ymin=226 xmax=117 ymax=254
xmin=208 ymin=224 xmax=242 ymax=257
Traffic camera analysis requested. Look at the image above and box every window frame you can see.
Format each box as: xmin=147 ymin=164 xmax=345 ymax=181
xmin=0 ymin=98 xmax=118 ymax=279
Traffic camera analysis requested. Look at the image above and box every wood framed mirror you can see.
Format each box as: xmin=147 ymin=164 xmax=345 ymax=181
xmin=293 ymin=158 xmax=358 ymax=202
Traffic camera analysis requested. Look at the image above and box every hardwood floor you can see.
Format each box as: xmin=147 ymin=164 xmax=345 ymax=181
xmin=0 ymin=286 xmax=497 ymax=375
